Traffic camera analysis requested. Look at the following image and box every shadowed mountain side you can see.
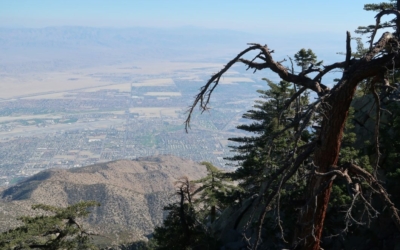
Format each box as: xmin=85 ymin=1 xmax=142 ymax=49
xmin=0 ymin=155 xmax=206 ymax=241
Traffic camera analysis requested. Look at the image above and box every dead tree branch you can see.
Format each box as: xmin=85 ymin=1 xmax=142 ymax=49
xmin=345 ymin=31 xmax=352 ymax=69
xmin=343 ymin=162 xmax=400 ymax=232
xmin=185 ymin=44 xmax=262 ymax=131
xmin=252 ymin=142 xmax=316 ymax=249
xmin=370 ymin=78 xmax=382 ymax=176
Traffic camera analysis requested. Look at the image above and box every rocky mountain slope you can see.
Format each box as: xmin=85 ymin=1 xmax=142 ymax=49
xmin=0 ymin=155 xmax=206 ymax=242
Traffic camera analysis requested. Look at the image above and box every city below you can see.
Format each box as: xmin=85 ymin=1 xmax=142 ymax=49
xmin=0 ymin=61 xmax=267 ymax=186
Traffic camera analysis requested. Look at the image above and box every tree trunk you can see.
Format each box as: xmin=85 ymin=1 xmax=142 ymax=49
xmin=294 ymin=4 xmax=400 ymax=248
xmin=296 ymin=82 xmax=358 ymax=249
xmin=178 ymin=188 xmax=191 ymax=246
xmin=211 ymin=205 xmax=216 ymax=223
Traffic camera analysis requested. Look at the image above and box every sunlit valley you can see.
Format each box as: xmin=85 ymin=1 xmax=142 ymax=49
xmin=2 ymin=2 xmax=400 ymax=250
xmin=0 ymin=27 xmax=267 ymax=186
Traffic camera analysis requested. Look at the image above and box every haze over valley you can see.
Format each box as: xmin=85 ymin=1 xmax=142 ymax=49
xmin=0 ymin=26 xmax=272 ymax=187
xmin=0 ymin=26 xmax=273 ymax=245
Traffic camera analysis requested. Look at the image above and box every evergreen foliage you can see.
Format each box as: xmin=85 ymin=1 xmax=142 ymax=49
xmin=0 ymin=201 xmax=100 ymax=250
xmin=294 ymin=48 xmax=323 ymax=71
xmin=153 ymin=163 xmax=238 ymax=249
xmin=153 ymin=203 xmax=199 ymax=250
xmin=226 ymin=78 xmax=310 ymax=196
xmin=153 ymin=176 xmax=217 ymax=250
xmin=356 ymin=0 xmax=398 ymax=35
xmin=193 ymin=162 xmax=238 ymax=223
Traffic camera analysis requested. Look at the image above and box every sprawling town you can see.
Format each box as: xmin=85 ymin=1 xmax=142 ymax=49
xmin=0 ymin=64 xmax=266 ymax=186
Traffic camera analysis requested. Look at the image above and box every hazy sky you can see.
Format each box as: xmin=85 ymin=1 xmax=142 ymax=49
xmin=1 ymin=1 xmax=379 ymax=34
xmin=1 ymin=0 xmax=391 ymax=67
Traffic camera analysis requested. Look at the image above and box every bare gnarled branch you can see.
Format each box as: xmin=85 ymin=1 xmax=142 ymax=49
xmin=345 ymin=31 xmax=352 ymax=69
xmin=185 ymin=44 xmax=261 ymax=131
xmin=185 ymin=43 xmax=333 ymax=131
xmin=343 ymin=162 xmax=400 ymax=232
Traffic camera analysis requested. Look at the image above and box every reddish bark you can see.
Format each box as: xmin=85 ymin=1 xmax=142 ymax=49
xmin=297 ymin=84 xmax=357 ymax=249
xmin=296 ymin=31 xmax=396 ymax=249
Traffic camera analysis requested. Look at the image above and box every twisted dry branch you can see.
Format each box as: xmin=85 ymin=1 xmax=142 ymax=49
xmin=312 ymin=162 xmax=400 ymax=232
xmin=185 ymin=43 xmax=338 ymax=132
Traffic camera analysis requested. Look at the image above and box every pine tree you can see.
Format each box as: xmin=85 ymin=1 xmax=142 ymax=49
xmin=294 ymin=48 xmax=323 ymax=71
xmin=227 ymin=78 xmax=310 ymax=196
xmin=154 ymin=163 xmax=236 ymax=249
xmin=153 ymin=176 xmax=213 ymax=250
xmin=193 ymin=162 xmax=237 ymax=223
xmin=0 ymin=201 xmax=100 ymax=250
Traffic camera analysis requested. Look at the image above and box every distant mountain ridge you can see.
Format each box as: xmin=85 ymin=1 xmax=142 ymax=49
xmin=0 ymin=26 xmax=252 ymax=48
xmin=0 ymin=155 xmax=207 ymax=242
xmin=0 ymin=26 xmax=254 ymax=68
